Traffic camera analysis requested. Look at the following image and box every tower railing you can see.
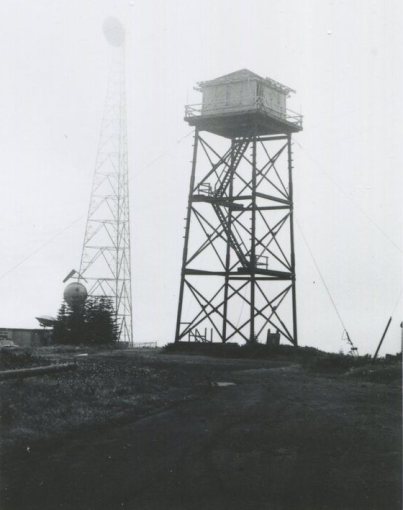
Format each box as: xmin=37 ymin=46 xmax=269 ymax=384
xmin=185 ymin=102 xmax=303 ymax=129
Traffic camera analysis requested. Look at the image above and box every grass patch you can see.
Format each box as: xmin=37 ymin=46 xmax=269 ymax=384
xmin=0 ymin=353 xmax=206 ymax=452
xmin=164 ymin=342 xmax=402 ymax=383
xmin=347 ymin=363 xmax=402 ymax=384
xmin=0 ymin=348 xmax=52 ymax=371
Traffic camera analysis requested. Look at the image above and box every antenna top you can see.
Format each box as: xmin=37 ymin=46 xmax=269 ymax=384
xmin=103 ymin=17 xmax=125 ymax=47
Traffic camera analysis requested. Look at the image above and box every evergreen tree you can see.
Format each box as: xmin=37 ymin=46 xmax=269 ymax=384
xmin=53 ymin=297 xmax=118 ymax=345
xmin=85 ymin=297 xmax=118 ymax=345
xmin=53 ymin=302 xmax=69 ymax=344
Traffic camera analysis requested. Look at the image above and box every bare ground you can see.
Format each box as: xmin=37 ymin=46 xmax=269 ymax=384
xmin=0 ymin=348 xmax=401 ymax=510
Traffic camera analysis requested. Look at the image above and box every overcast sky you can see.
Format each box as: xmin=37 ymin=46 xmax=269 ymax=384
xmin=0 ymin=0 xmax=402 ymax=354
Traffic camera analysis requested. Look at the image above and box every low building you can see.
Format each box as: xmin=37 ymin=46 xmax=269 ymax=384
xmin=0 ymin=328 xmax=53 ymax=348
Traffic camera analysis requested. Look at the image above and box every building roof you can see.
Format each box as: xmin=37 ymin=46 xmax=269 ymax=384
xmin=198 ymin=69 xmax=295 ymax=94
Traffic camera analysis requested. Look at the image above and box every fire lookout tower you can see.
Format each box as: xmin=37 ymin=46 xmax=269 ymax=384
xmin=175 ymin=69 xmax=302 ymax=345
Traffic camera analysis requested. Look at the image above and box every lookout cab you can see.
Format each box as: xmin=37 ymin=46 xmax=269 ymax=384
xmin=185 ymin=69 xmax=302 ymax=138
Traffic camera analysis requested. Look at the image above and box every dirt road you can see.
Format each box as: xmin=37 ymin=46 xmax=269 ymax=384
xmin=1 ymin=352 xmax=401 ymax=510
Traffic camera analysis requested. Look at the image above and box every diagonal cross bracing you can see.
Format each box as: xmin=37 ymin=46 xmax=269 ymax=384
xmin=176 ymin=127 xmax=299 ymax=346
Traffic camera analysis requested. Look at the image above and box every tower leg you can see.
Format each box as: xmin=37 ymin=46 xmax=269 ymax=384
xmin=175 ymin=130 xmax=200 ymax=342
xmin=222 ymin=139 xmax=235 ymax=343
xmin=287 ymin=134 xmax=298 ymax=346
xmin=250 ymin=134 xmax=257 ymax=343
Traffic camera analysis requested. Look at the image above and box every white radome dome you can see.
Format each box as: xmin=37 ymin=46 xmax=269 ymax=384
xmin=63 ymin=282 xmax=88 ymax=308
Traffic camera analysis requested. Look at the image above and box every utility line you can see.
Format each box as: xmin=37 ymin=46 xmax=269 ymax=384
xmin=295 ymin=219 xmax=349 ymax=333
xmin=1 ymin=130 xmax=194 ymax=283
xmin=143 ymin=130 xmax=193 ymax=169
xmin=297 ymin=218 xmax=402 ymax=352
xmin=0 ymin=216 xmax=84 ymax=282
xmin=295 ymin=140 xmax=403 ymax=255
xmin=390 ymin=288 xmax=403 ymax=317
xmin=295 ymin=140 xmax=402 ymax=338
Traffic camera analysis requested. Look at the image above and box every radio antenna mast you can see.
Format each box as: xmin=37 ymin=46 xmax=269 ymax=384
xmin=78 ymin=17 xmax=133 ymax=345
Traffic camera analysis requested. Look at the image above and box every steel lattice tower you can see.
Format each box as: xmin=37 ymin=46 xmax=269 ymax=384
xmin=175 ymin=70 xmax=302 ymax=345
xmin=78 ymin=19 xmax=133 ymax=345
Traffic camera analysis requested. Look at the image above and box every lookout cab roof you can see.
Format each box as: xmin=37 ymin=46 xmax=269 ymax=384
xmin=197 ymin=69 xmax=295 ymax=95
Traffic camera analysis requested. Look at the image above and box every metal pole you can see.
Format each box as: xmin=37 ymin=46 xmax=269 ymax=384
xmin=250 ymin=133 xmax=257 ymax=342
xmin=373 ymin=316 xmax=392 ymax=361
xmin=175 ymin=129 xmax=200 ymax=342
xmin=222 ymin=139 xmax=235 ymax=342
xmin=287 ymin=134 xmax=298 ymax=346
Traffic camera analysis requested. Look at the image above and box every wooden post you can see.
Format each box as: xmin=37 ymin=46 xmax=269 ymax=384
xmin=373 ymin=317 xmax=392 ymax=361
